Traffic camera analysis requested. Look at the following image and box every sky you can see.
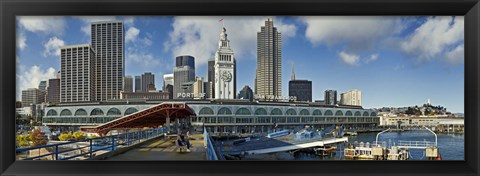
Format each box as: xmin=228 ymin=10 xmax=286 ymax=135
xmin=15 ymin=16 xmax=465 ymax=113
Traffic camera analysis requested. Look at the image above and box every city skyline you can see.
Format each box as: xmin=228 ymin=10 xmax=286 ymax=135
xmin=16 ymin=16 xmax=465 ymax=113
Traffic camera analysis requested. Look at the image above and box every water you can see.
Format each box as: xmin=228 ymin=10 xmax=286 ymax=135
xmin=293 ymin=131 xmax=464 ymax=160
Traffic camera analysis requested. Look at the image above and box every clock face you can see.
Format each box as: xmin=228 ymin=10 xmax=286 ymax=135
xmin=221 ymin=70 xmax=232 ymax=82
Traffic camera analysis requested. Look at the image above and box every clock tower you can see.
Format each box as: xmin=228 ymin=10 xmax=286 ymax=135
xmin=214 ymin=27 xmax=235 ymax=99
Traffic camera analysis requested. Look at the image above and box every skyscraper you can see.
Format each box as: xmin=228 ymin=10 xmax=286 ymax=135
xmin=60 ymin=44 xmax=96 ymax=102
xmin=255 ymin=19 xmax=282 ymax=98
xmin=193 ymin=77 xmax=205 ymax=99
xmin=238 ymin=85 xmax=254 ymax=101
xmin=123 ymin=76 xmax=133 ymax=93
xmin=163 ymin=73 xmax=174 ymax=91
xmin=22 ymin=88 xmax=45 ymax=107
xmin=38 ymin=81 xmax=47 ymax=92
xmin=288 ymin=64 xmax=312 ymax=102
xmin=207 ymin=59 xmax=215 ymax=98
xmin=214 ymin=27 xmax=235 ymax=99
xmin=141 ymin=72 xmax=155 ymax=92
xmin=340 ymin=90 xmax=362 ymax=106
xmin=91 ymin=21 xmax=124 ymax=101
xmin=46 ymin=78 xmax=60 ymax=104
xmin=135 ymin=76 xmax=141 ymax=92
xmin=173 ymin=55 xmax=195 ymax=98
xmin=325 ymin=90 xmax=337 ymax=106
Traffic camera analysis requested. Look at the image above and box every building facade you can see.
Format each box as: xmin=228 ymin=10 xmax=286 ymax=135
xmin=120 ymin=91 xmax=169 ymax=100
xmin=91 ymin=21 xmax=124 ymax=101
xmin=207 ymin=59 xmax=215 ymax=99
xmin=141 ymin=72 xmax=155 ymax=92
xmin=173 ymin=55 xmax=195 ymax=99
xmin=123 ymin=76 xmax=133 ymax=93
xmin=255 ymin=19 xmax=282 ymax=98
xmin=340 ymin=90 xmax=362 ymax=106
xmin=238 ymin=85 xmax=254 ymax=101
xmin=325 ymin=90 xmax=337 ymax=106
xmin=163 ymin=73 xmax=174 ymax=91
xmin=135 ymin=76 xmax=141 ymax=92
xmin=38 ymin=81 xmax=47 ymax=92
xmin=60 ymin=44 xmax=96 ymax=103
xmin=193 ymin=77 xmax=205 ymax=99
xmin=289 ymin=80 xmax=312 ymax=102
xmin=214 ymin=27 xmax=236 ymax=99
xmin=46 ymin=78 xmax=60 ymax=104
xmin=22 ymin=88 xmax=45 ymax=107
xmin=42 ymin=100 xmax=379 ymax=134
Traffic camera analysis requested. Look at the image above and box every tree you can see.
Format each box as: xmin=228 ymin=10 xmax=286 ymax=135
xmin=73 ymin=131 xmax=87 ymax=140
xmin=29 ymin=129 xmax=48 ymax=146
xmin=16 ymin=134 xmax=32 ymax=147
xmin=88 ymin=134 xmax=100 ymax=139
xmin=58 ymin=132 xmax=73 ymax=141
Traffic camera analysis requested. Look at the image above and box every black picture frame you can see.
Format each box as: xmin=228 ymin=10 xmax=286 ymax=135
xmin=1 ymin=0 xmax=478 ymax=176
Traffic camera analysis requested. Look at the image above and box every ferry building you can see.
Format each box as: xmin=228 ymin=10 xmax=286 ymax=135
xmin=42 ymin=99 xmax=380 ymax=135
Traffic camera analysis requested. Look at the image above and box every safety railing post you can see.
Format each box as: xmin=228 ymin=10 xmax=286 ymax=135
xmin=111 ymin=135 xmax=115 ymax=151
xmin=55 ymin=145 xmax=59 ymax=160
xmin=89 ymin=139 xmax=93 ymax=159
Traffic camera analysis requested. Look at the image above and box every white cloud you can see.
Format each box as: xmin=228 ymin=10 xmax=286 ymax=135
xmin=125 ymin=27 xmax=140 ymax=43
xmin=445 ymin=45 xmax=464 ymax=64
xmin=365 ymin=53 xmax=379 ymax=63
xmin=301 ymin=16 xmax=401 ymax=53
xmin=17 ymin=32 xmax=27 ymax=50
xmin=16 ymin=65 xmax=56 ymax=100
xmin=400 ymin=16 xmax=464 ymax=63
xmin=17 ymin=16 xmax=66 ymax=35
xmin=126 ymin=48 xmax=161 ymax=68
xmin=164 ymin=16 xmax=297 ymax=66
xmin=43 ymin=37 xmax=65 ymax=57
xmin=338 ymin=51 xmax=360 ymax=65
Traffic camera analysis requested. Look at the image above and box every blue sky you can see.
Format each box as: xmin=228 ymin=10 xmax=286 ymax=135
xmin=16 ymin=16 xmax=465 ymax=113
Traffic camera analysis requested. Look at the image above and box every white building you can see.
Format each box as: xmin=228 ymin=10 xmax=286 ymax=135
xmin=16 ymin=107 xmax=32 ymax=118
xmin=214 ymin=27 xmax=235 ymax=99
xmin=163 ymin=73 xmax=174 ymax=90
xmin=193 ymin=77 xmax=205 ymax=99
xmin=340 ymin=89 xmax=362 ymax=106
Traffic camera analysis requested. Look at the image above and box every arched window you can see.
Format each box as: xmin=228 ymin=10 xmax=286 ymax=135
xmin=371 ymin=112 xmax=377 ymax=116
xmin=107 ymin=108 xmax=122 ymax=116
xmin=271 ymin=108 xmax=282 ymax=115
xmin=217 ymin=107 xmax=232 ymax=115
xmin=286 ymin=109 xmax=297 ymax=115
xmin=255 ymin=108 xmax=267 ymax=115
xmin=60 ymin=109 xmax=72 ymax=116
xmin=335 ymin=110 xmax=344 ymax=116
xmin=46 ymin=110 xmax=58 ymax=116
xmin=125 ymin=107 xmax=138 ymax=115
xmin=313 ymin=109 xmax=322 ymax=116
xmin=300 ymin=109 xmax=309 ymax=115
xmin=75 ymin=109 xmax=87 ymax=116
xmin=345 ymin=111 xmax=353 ymax=116
xmin=235 ymin=108 xmax=251 ymax=115
xmin=355 ymin=111 xmax=362 ymax=117
xmin=199 ymin=107 xmax=214 ymax=115
xmin=90 ymin=108 xmax=104 ymax=116
xmin=363 ymin=112 xmax=370 ymax=116
xmin=324 ymin=110 xmax=333 ymax=116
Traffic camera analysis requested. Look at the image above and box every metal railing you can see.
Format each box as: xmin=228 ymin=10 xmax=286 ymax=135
xmin=204 ymin=127 xmax=219 ymax=160
xmin=397 ymin=140 xmax=436 ymax=148
xmin=16 ymin=128 xmax=167 ymax=160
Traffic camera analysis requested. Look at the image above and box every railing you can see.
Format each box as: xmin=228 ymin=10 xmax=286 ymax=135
xmin=204 ymin=127 xmax=219 ymax=160
xmin=397 ymin=140 xmax=436 ymax=148
xmin=16 ymin=128 xmax=167 ymax=160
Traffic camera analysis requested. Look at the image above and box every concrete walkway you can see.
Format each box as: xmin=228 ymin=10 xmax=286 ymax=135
xmin=107 ymin=134 xmax=206 ymax=160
